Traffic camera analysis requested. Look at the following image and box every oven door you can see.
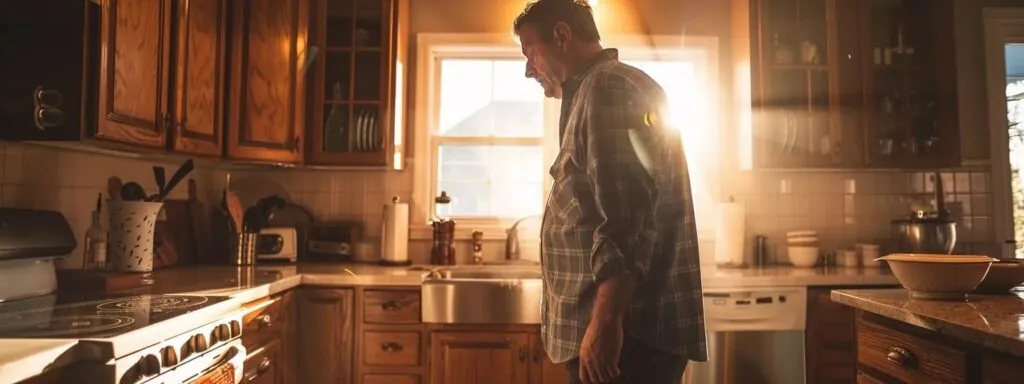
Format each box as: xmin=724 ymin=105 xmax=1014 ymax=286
xmin=166 ymin=339 xmax=246 ymax=384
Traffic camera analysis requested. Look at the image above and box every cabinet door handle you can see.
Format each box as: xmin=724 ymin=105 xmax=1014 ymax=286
xmin=381 ymin=342 xmax=404 ymax=352
xmin=381 ymin=300 xmax=402 ymax=311
xmin=886 ymin=346 xmax=917 ymax=368
xmin=518 ymin=346 xmax=526 ymax=362
xmin=532 ymin=345 xmax=542 ymax=363
xmin=293 ymin=136 xmax=300 ymax=152
xmin=162 ymin=112 xmax=172 ymax=132
xmin=257 ymin=314 xmax=273 ymax=329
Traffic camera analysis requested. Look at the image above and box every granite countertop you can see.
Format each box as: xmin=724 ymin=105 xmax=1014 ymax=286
xmin=0 ymin=263 xmax=897 ymax=383
xmin=832 ymin=289 xmax=1024 ymax=358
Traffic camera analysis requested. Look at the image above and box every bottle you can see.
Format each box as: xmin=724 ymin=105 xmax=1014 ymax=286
xmin=83 ymin=194 xmax=107 ymax=270
xmin=431 ymin=191 xmax=456 ymax=265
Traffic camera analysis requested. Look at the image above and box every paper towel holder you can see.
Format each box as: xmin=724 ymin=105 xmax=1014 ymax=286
xmin=379 ymin=196 xmax=412 ymax=267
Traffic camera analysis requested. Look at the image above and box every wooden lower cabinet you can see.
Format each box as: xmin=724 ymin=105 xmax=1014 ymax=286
xmin=243 ymin=339 xmax=282 ymax=384
xmin=240 ymin=291 xmax=295 ymax=384
xmin=807 ymin=287 xmax=858 ymax=384
xmin=427 ymin=329 xmax=568 ymax=384
xmin=853 ymin=311 xmax=1024 ymax=384
xmin=296 ymin=288 xmax=356 ymax=383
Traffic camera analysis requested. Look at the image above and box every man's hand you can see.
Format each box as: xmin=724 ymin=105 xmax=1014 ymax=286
xmin=578 ymin=316 xmax=624 ymax=384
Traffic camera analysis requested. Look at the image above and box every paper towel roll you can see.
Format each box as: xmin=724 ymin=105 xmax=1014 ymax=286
xmin=381 ymin=201 xmax=409 ymax=264
xmin=714 ymin=202 xmax=746 ymax=266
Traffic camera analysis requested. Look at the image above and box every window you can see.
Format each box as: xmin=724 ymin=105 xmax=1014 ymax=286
xmin=411 ymin=34 xmax=720 ymax=239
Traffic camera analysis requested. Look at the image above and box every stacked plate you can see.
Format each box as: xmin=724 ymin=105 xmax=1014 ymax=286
xmin=876 ymin=254 xmax=999 ymax=300
xmin=352 ymin=108 xmax=380 ymax=152
xmin=786 ymin=230 xmax=819 ymax=267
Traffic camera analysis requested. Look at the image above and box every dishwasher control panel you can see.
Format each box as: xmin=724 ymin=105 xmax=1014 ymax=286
xmin=701 ymin=287 xmax=807 ymax=332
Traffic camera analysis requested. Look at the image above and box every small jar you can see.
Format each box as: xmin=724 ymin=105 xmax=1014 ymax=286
xmin=858 ymin=244 xmax=881 ymax=268
xmin=837 ymin=249 xmax=859 ymax=268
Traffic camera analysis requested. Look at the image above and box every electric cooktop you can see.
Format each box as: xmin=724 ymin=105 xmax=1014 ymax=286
xmin=0 ymin=294 xmax=231 ymax=339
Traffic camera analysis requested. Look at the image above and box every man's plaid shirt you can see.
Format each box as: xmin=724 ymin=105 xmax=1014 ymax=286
xmin=540 ymin=49 xmax=708 ymax=364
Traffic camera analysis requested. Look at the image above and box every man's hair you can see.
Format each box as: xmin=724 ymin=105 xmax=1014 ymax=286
xmin=513 ymin=0 xmax=601 ymax=44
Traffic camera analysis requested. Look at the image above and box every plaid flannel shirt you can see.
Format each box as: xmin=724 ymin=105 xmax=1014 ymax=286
xmin=540 ymin=49 xmax=708 ymax=364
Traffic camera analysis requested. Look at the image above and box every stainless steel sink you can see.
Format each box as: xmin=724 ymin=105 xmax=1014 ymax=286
xmin=421 ymin=267 xmax=542 ymax=324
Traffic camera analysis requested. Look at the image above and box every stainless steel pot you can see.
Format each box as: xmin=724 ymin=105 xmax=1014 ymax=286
xmin=891 ymin=218 xmax=957 ymax=254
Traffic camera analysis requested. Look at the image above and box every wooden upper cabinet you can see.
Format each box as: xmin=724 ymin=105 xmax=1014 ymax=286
xmin=226 ymin=0 xmax=311 ymax=164
xmin=170 ymin=0 xmax=228 ymax=157
xmin=856 ymin=0 xmax=959 ymax=168
xmin=306 ymin=0 xmax=409 ymax=167
xmin=96 ymin=0 xmax=173 ymax=148
xmin=745 ymin=0 xmax=960 ymax=169
xmin=749 ymin=0 xmax=848 ymax=168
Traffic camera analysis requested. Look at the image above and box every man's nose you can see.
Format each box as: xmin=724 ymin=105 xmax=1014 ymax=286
xmin=525 ymin=64 xmax=536 ymax=79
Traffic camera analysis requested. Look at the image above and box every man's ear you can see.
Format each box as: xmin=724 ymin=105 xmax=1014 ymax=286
xmin=552 ymin=22 xmax=572 ymax=51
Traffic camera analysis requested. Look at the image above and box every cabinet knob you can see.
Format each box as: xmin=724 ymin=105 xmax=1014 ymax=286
xmin=886 ymin=346 xmax=917 ymax=368
xmin=163 ymin=112 xmax=172 ymax=132
xmin=257 ymin=314 xmax=273 ymax=329
xmin=381 ymin=300 xmax=402 ymax=311
xmin=293 ymin=136 xmax=300 ymax=151
xmin=258 ymin=357 xmax=272 ymax=373
xmin=518 ymin=346 xmax=526 ymax=362
xmin=381 ymin=342 xmax=404 ymax=352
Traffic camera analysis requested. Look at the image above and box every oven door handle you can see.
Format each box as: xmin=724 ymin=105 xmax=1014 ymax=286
xmin=177 ymin=339 xmax=247 ymax=384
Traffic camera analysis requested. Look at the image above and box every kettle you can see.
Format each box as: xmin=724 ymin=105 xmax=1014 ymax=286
xmin=891 ymin=172 xmax=957 ymax=254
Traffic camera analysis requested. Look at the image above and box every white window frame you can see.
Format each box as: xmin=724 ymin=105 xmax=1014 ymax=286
xmin=410 ymin=33 xmax=720 ymax=240
xmin=984 ymin=8 xmax=1024 ymax=258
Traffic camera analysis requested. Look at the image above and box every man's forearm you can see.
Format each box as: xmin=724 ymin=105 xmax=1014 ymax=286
xmin=591 ymin=274 xmax=637 ymax=325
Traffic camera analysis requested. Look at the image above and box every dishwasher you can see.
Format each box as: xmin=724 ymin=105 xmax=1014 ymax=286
xmin=682 ymin=286 xmax=807 ymax=384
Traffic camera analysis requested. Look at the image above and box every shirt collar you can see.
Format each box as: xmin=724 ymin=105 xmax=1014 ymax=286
xmin=561 ymin=48 xmax=619 ymax=94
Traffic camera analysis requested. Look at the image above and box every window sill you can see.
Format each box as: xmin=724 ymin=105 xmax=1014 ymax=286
xmin=409 ymin=224 xmax=511 ymax=241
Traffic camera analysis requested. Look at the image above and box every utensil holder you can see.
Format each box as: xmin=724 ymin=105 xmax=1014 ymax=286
xmin=232 ymin=233 xmax=259 ymax=266
xmin=107 ymin=200 xmax=164 ymax=284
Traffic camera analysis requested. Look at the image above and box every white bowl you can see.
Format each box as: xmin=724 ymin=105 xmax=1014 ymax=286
xmin=877 ymin=254 xmax=998 ymax=300
xmin=788 ymin=246 xmax=819 ymax=268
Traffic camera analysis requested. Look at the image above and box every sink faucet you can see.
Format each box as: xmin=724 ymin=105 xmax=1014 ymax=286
xmin=505 ymin=215 xmax=542 ymax=262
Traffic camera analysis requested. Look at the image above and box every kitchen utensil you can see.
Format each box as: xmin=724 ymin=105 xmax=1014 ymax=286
xmin=120 ymin=182 xmax=146 ymax=201
xmin=243 ymin=195 xmax=287 ymax=233
xmin=187 ymin=179 xmax=216 ymax=264
xmin=152 ymin=166 xmax=166 ymax=199
xmin=877 ymin=253 xmax=997 ymax=300
xmin=787 ymin=246 xmax=819 ymax=267
xmin=974 ymin=260 xmax=1024 ymax=294
xmin=155 ymin=159 xmax=194 ymax=201
xmin=225 ymin=192 xmax=244 ymax=233
xmin=107 ymin=176 xmax=123 ymax=200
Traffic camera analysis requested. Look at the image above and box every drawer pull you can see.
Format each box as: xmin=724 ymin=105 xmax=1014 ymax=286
xmin=244 ymin=357 xmax=272 ymax=382
xmin=381 ymin=300 xmax=402 ymax=311
xmin=518 ymin=346 xmax=526 ymax=362
xmin=381 ymin=342 xmax=404 ymax=352
xmin=886 ymin=346 xmax=917 ymax=368
xmin=257 ymin=314 xmax=273 ymax=329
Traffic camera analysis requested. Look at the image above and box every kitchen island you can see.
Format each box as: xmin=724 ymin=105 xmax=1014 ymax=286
xmin=3 ymin=264 xmax=897 ymax=384
xmin=832 ymin=289 xmax=1024 ymax=383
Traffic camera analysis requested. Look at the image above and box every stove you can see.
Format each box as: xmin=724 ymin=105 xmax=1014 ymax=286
xmin=0 ymin=294 xmax=246 ymax=383
xmin=0 ymin=294 xmax=229 ymax=339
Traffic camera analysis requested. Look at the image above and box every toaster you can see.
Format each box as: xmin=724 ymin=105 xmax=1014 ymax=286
xmin=257 ymin=227 xmax=298 ymax=263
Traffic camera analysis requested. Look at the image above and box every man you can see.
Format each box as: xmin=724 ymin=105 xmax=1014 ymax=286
xmin=513 ymin=1 xmax=708 ymax=383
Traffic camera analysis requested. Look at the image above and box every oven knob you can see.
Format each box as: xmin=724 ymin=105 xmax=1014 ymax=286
xmin=217 ymin=324 xmax=231 ymax=340
xmin=230 ymin=320 xmax=242 ymax=337
xmin=209 ymin=329 xmax=220 ymax=345
xmin=192 ymin=334 xmax=209 ymax=352
xmin=180 ymin=342 xmax=193 ymax=360
xmin=160 ymin=346 xmax=178 ymax=367
xmin=140 ymin=354 xmax=161 ymax=377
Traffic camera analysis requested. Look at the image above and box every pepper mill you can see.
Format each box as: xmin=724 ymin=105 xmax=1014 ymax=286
xmin=431 ymin=191 xmax=456 ymax=265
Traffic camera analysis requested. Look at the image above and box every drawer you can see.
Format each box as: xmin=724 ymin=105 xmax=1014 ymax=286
xmin=363 ymin=374 xmax=421 ymax=384
xmin=242 ymin=295 xmax=290 ymax=350
xmin=243 ymin=339 xmax=281 ymax=384
xmin=363 ymin=331 xmax=422 ymax=366
xmin=856 ymin=318 xmax=966 ymax=384
xmin=363 ymin=289 xmax=420 ymax=324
